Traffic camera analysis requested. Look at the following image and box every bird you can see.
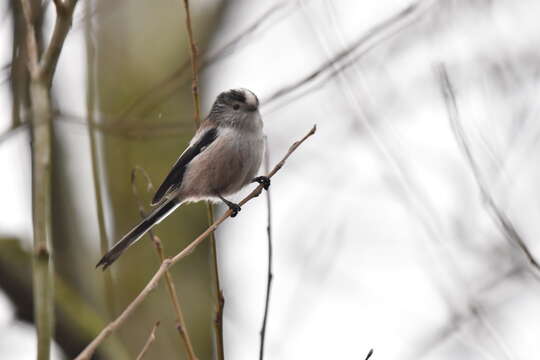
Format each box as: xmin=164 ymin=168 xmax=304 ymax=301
xmin=96 ymin=88 xmax=270 ymax=270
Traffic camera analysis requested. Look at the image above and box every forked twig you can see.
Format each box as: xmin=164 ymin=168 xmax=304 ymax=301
xmin=135 ymin=321 xmax=160 ymax=360
xmin=20 ymin=1 xmax=80 ymax=359
xmin=74 ymin=125 xmax=316 ymax=360
xmin=131 ymin=167 xmax=198 ymax=360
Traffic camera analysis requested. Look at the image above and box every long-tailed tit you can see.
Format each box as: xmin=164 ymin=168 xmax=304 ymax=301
xmin=96 ymin=88 xmax=270 ymax=269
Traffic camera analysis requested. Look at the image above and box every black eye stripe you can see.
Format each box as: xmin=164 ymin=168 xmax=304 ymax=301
xmin=233 ymin=104 xmax=240 ymax=110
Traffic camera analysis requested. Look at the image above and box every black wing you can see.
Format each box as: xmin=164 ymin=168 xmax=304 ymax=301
xmin=152 ymin=127 xmax=218 ymax=205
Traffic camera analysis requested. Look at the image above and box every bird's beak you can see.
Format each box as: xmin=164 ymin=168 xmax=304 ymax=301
xmin=246 ymin=105 xmax=258 ymax=112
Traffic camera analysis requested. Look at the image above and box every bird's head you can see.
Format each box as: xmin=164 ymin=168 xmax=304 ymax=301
xmin=209 ymin=88 xmax=262 ymax=130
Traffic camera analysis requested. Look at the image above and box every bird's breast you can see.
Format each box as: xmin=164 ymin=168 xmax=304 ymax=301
xmin=180 ymin=128 xmax=264 ymax=198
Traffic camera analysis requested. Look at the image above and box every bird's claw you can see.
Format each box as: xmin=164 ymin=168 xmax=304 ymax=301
xmin=219 ymin=195 xmax=241 ymax=217
xmin=253 ymin=176 xmax=271 ymax=190
xmin=228 ymin=203 xmax=241 ymax=217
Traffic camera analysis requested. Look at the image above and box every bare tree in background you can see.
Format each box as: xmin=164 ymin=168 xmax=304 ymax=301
xmin=0 ymin=0 xmax=540 ymax=359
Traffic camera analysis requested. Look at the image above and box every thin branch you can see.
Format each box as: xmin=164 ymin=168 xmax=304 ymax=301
xmin=135 ymin=321 xmax=160 ymax=360
xmin=40 ymin=0 xmax=77 ymax=84
xmin=74 ymin=260 xmax=172 ymax=360
xmin=437 ymin=64 xmax=540 ymax=271
xmin=180 ymin=1 xmax=225 ymax=357
xmin=74 ymin=125 xmax=316 ymax=360
xmin=84 ymin=0 xmax=115 ymax=319
xmin=0 ymin=238 xmax=129 ymax=359
xmin=209 ymin=203 xmax=225 ymax=360
xmin=20 ymin=0 xmax=40 ymax=76
xmin=182 ymin=0 xmax=201 ymax=125
xmin=20 ymin=0 xmax=80 ymax=358
xmin=262 ymin=0 xmax=433 ymax=108
xmin=20 ymin=1 xmax=55 ymax=359
xmin=0 ymin=121 xmax=29 ymax=146
xmin=1 ymin=61 xmax=12 ymax=73
xmin=259 ymin=138 xmax=274 ymax=360
xmin=9 ymin=0 xmax=30 ymax=129
xmin=112 ymin=1 xmax=295 ymax=125
xmin=365 ymin=349 xmax=374 ymax=360
xmin=131 ymin=167 xmax=198 ymax=360
xmin=0 ymin=114 xmax=194 ymax=146
xmin=55 ymin=111 xmax=193 ymax=139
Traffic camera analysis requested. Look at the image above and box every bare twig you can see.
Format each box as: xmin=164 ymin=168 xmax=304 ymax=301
xmin=74 ymin=125 xmax=316 ymax=360
xmin=181 ymin=0 xmax=201 ymax=125
xmin=259 ymin=138 xmax=274 ymax=360
xmin=56 ymin=111 xmax=192 ymax=139
xmin=84 ymin=0 xmax=115 ymax=319
xmin=262 ymin=0 xmax=433 ymax=108
xmin=21 ymin=1 xmax=79 ymax=359
xmin=0 ymin=238 xmax=129 ymax=359
xmin=75 ymin=261 xmax=172 ymax=360
xmin=135 ymin=321 xmax=160 ymax=360
xmin=0 ymin=112 xmax=196 ymax=144
xmin=113 ymin=1 xmax=295 ymax=124
xmin=20 ymin=0 xmax=39 ymax=76
xmin=0 ymin=118 xmax=165 ymax=145
xmin=0 ymin=120 xmax=29 ymax=146
xmin=180 ymin=1 xmax=225 ymax=357
xmin=131 ymin=167 xmax=198 ymax=360
xmin=209 ymin=203 xmax=225 ymax=360
xmin=365 ymin=349 xmax=374 ymax=360
xmin=9 ymin=0 xmax=30 ymax=129
xmin=437 ymin=64 xmax=540 ymax=271
xmin=40 ymin=0 xmax=77 ymax=85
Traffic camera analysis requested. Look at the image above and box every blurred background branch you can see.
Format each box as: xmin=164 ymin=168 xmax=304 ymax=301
xmin=131 ymin=167 xmax=197 ymax=360
xmin=20 ymin=0 xmax=79 ymax=359
xmin=84 ymin=0 xmax=115 ymax=321
xmin=438 ymin=64 xmax=540 ymax=272
xmin=365 ymin=349 xmax=374 ymax=360
xmin=0 ymin=238 xmax=128 ymax=359
xmin=1 ymin=1 xmax=540 ymax=359
xmin=135 ymin=321 xmax=160 ymax=360
xmin=180 ymin=0 xmax=226 ymax=358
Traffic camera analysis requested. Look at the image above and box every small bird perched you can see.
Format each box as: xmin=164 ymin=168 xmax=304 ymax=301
xmin=96 ymin=88 xmax=270 ymax=270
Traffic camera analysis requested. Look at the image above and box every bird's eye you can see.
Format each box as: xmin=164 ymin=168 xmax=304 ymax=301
xmin=233 ymin=104 xmax=240 ymax=110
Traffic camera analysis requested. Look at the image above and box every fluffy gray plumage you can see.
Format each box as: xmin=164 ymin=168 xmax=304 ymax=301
xmin=97 ymin=88 xmax=265 ymax=269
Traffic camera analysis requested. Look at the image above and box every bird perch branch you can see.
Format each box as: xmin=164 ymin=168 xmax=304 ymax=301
xmin=131 ymin=167 xmax=198 ymax=360
xmin=73 ymin=125 xmax=316 ymax=360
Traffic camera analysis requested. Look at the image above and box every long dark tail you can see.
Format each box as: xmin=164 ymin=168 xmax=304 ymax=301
xmin=96 ymin=198 xmax=181 ymax=270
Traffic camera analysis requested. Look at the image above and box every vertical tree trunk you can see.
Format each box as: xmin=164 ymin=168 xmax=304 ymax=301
xmin=30 ymin=78 xmax=54 ymax=360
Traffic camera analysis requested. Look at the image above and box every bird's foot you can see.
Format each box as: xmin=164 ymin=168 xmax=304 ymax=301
xmin=230 ymin=203 xmax=241 ymax=217
xmin=252 ymin=176 xmax=271 ymax=190
xmin=220 ymin=196 xmax=241 ymax=217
